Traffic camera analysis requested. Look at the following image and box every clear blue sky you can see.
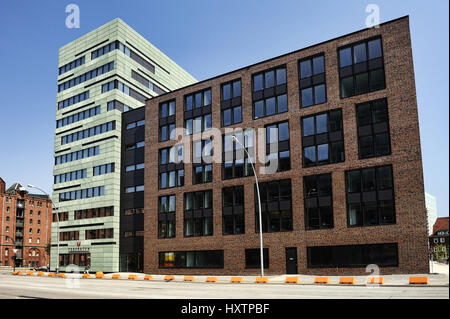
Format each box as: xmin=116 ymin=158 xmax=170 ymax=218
xmin=0 ymin=0 xmax=448 ymax=217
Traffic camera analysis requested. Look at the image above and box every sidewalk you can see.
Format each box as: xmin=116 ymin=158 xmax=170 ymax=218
xmin=6 ymin=261 xmax=449 ymax=287
xmin=95 ymin=262 xmax=449 ymax=287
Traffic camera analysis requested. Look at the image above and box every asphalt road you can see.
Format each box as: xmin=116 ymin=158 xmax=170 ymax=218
xmin=0 ymin=272 xmax=448 ymax=299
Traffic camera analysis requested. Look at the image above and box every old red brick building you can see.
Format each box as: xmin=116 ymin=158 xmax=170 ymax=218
xmin=142 ymin=16 xmax=429 ymax=275
xmin=0 ymin=178 xmax=52 ymax=268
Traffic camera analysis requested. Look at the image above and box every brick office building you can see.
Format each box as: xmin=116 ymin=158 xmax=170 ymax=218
xmin=0 ymin=178 xmax=52 ymax=268
xmin=142 ymin=16 xmax=429 ymax=275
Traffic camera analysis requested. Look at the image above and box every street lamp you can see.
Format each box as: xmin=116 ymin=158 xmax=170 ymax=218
xmin=231 ymin=135 xmax=265 ymax=277
xmin=27 ymin=184 xmax=59 ymax=274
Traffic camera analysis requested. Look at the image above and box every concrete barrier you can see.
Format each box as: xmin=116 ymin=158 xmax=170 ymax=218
xmin=57 ymin=273 xmax=66 ymax=278
xmin=95 ymin=272 xmax=104 ymax=279
xmin=128 ymin=274 xmax=138 ymax=280
xmin=37 ymin=272 xmax=45 ymax=277
xmin=409 ymin=276 xmax=429 ymax=285
xmin=112 ymin=274 xmax=121 ymax=279
xmin=230 ymin=277 xmax=243 ymax=283
xmin=367 ymin=277 xmax=384 ymax=285
xmin=144 ymin=275 xmax=153 ymax=280
xmin=339 ymin=277 xmax=356 ymax=285
xmin=255 ymin=277 xmax=269 ymax=284
xmin=47 ymin=272 xmax=55 ymax=277
xmin=82 ymin=274 xmax=91 ymax=279
xmin=184 ymin=276 xmax=195 ymax=282
xmin=164 ymin=275 xmax=175 ymax=281
xmin=285 ymin=277 xmax=299 ymax=284
xmin=206 ymin=277 xmax=218 ymax=283
xmin=314 ymin=277 xmax=329 ymax=284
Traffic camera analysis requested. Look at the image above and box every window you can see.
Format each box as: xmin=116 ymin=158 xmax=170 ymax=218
xmin=252 ymin=66 xmax=287 ymax=119
xmin=123 ymin=208 xmax=144 ymax=216
xmin=159 ymin=251 xmax=224 ymax=269
xmin=54 ymin=169 xmax=87 ymax=184
xmin=59 ymin=186 xmax=105 ymax=202
xmin=55 ymin=146 xmax=99 ymax=166
xmin=58 ymin=62 xmax=114 ymax=92
xmin=59 ymin=56 xmax=85 ymax=75
xmin=126 ymin=141 xmax=145 ymax=151
xmin=245 ymin=248 xmax=269 ymax=269
xmin=125 ymin=163 xmax=145 ymax=171
xmin=74 ymin=207 xmax=114 ymax=220
xmin=222 ymin=79 xmax=241 ymax=101
xmin=223 ymin=130 xmax=255 ymax=179
xmin=222 ymin=186 xmax=245 ymax=235
xmin=256 ymin=179 xmax=292 ymax=233
xmin=126 ymin=119 xmax=145 ymax=130
xmin=304 ymin=174 xmax=334 ymax=230
xmin=124 ymin=185 xmax=144 ymax=193
xmin=302 ymin=109 xmax=344 ymax=167
xmin=159 ymin=100 xmax=176 ymax=141
xmin=158 ymin=195 xmax=176 ymax=239
xmin=185 ymin=88 xmax=211 ymax=111
xmin=221 ymin=79 xmax=242 ymax=126
xmin=57 ymin=91 xmax=90 ymax=110
xmin=107 ymin=100 xmax=131 ymax=112
xmin=61 ymin=121 xmax=115 ymax=145
xmin=346 ymin=165 xmax=396 ymax=227
xmin=53 ymin=211 xmax=69 ymax=222
xmin=193 ymin=139 xmax=213 ymax=184
xmin=101 ymin=80 xmax=147 ymax=103
xmin=299 ymin=54 xmax=326 ymax=107
xmin=131 ymin=70 xmax=164 ymax=94
xmin=184 ymin=190 xmax=213 ymax=237
xmin=60 ymin=231 xmax=79 ymax=241
xmin=356 ymin=99 xmax=391 ymax=159
xmin=338 ymin=38 xmax=385 ymax=98
xmin=307 ymin=243 xmax=398 ymax=268
xmin=56 ymin=105 xmax=101 ymax=129
xmin=159 ymin=145 xmax=184 ymax=189
xmin=93 ymin=163 xmax=115 ymax=176
xmin=85 ymin=228 xmax=114 ymax=240
xmin=265 ymin=121 xmax=290 ymax=173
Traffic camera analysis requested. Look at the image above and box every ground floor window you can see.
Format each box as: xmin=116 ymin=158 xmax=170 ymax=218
xmin=120 ymin=253 xmax=143 ymax=272
xmin=159 ymin=250 xmax=224 ymax=268
xmin=59 ymin=253 xmax=91 ymax=267
xmin=307 ymin=243 xmax=398 ymax=268
xmin=245 ymin=248 xmax=269 ymax=269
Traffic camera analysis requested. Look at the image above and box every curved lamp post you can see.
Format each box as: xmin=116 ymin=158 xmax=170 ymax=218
xmin=27 ymin=184 xmax=59 ymax=274
xmin=231 ymin=135 xmax=264 ymax=277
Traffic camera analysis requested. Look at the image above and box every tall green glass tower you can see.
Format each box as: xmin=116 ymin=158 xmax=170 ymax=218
xmin=52 ymin=18 xmax=196 ymax=272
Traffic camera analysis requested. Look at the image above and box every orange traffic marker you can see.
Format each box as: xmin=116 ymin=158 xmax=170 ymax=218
xmin=339 ymin=277 xmax=356 ymax=285
xmin=206 ymin=277 xmax=218 ymax=282
xmin=409 ymin=276 xmax=429 ymax=285
xmin=285 ymin=277 xmax=299 ymax=284
xmin=367 ymin=277 xmax=384 ymax=285
xmin=314 ymin=277 xmax=329 ymax=284
xmin=256 ymin=277 xmax=269 ymax=284
xmin=230 ymin=277 xmax=243 ymax=283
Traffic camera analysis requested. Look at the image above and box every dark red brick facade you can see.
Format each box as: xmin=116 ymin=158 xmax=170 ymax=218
xmin=0 ymin=178 xmax=53 ymax=268
xmin=143 ymin=16 xmax=429 ymax=275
